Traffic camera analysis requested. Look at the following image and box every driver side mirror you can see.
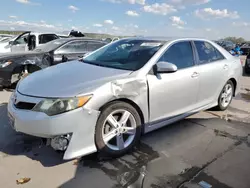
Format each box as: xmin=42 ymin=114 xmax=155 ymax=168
xmin=9 ymin=41 xmax=14 ymax=46
xmin=154 ymin=61 xmax=178 ymax=74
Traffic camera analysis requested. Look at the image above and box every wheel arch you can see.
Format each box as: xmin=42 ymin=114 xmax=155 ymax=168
xmin=99 ymin=98 xmax=145 ymax=128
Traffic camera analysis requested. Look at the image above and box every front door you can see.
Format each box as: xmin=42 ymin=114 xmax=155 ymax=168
xmin=11 ymin=32 xmax=30 ymax=52
xmin=147 ymin=41 xmax=199 ymax=122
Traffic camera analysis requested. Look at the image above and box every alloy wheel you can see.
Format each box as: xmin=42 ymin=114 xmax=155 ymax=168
xmin=102 ymin=109 xmax=137 ymax=151
xmin=220 ymin=83 xmax=233 ymax=108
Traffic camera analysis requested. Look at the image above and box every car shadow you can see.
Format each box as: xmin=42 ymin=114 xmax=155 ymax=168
xmin=0 ymin=102 xmax=65 ymax=167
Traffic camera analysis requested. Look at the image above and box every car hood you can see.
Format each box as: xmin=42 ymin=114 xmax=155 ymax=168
xmin=18 ymin=61 xmax=133 ymax=98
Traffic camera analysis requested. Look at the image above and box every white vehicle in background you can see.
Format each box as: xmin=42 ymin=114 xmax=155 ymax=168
xmin=0 ymin=34 xmax=14 ymax=42
xmin=0 ymin=31 xmax=59 ymax=53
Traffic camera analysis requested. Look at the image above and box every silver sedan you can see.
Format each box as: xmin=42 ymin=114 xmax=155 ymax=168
xmin=8 ymin=37 xmax=242 ymax=160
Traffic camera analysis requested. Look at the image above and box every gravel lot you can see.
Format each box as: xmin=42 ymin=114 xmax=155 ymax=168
xmin=0 ymin=57 xmax=249 ymax=188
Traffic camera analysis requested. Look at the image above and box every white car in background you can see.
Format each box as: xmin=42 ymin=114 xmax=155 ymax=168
xmin=0 ymin=34 xmax=14 ymax=42
xmin=0 ymin=31 xmax=59 ymax=53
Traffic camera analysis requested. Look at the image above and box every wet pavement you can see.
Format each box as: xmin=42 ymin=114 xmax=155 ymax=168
xmin=0 ymin=62 xmax=250 ymax=188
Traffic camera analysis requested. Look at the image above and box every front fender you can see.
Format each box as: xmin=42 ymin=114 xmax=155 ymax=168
xmin=85 ymin=76 xmax=149 ymax=123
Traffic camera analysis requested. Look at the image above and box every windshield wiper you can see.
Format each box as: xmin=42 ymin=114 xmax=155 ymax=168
xmin=81 ymin=60 xmax=113 ymax=68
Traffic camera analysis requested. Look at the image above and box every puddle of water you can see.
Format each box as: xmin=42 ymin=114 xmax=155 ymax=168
xmin=185 ymin=171 xmax=233 ymax=188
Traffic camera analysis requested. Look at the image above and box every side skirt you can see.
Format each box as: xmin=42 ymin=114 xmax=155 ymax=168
xmin=144 ymin=102 xmax=217 ymax=134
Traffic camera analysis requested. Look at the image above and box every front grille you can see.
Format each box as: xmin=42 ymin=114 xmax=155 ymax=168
xmin=15 ymin=102 xmax=36 ymax=110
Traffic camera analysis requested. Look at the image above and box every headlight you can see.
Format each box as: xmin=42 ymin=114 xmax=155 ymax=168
xmin=0 ymin=61 xmax=12 ymax=68
xmin=32 ymin=95 xmax=92 ymax=116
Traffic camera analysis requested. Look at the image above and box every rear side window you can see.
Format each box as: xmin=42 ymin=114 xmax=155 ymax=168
xmin=87 ymin=41 xmax=105 ymax=51
xmin=194 ymin=41 xmax=225 ymax=64
xmin=39 ymin=34 xmax=59 ymax=44
xmin=158 ymin=41 xmax=194 ymax=70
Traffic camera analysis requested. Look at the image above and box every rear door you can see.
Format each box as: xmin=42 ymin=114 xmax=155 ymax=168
xmin=193 ymin=41 xmax=229 ymax=107
xmin=147 ymin=41 xmax=200 ymax=122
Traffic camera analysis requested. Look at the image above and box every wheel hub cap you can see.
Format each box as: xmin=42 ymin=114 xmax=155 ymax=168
xmin=102 ymin=109 xmax=136 ymax=151
xmin=221 ymin=84 xmax=233 ymax=108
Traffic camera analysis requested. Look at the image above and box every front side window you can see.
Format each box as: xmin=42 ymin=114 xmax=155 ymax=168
xmin=195 ymin=41 xmax=225 ymax=64
xmin=56 ymin=41 xmax=87 ymax=53
xmin=158 ymin=41 xmax=194 ymax=70
xmin=14 ymin=33 xmax=29 ymax=45
xmin=83 ymin=39 xmax=165 ymax=71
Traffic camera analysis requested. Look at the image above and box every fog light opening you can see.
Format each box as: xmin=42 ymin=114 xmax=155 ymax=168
xmin=51 ymin=134 xmax=71 ymax=151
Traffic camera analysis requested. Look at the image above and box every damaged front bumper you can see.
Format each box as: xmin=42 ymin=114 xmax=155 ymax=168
xmin=7 ymin=92 xmax=100 ymax=160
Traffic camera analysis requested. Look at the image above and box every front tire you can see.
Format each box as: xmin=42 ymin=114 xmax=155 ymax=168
xmin=95 ymin=101 xmax=142 ymax=157
xmin=216 ymin=80 xmax=234 ymax=111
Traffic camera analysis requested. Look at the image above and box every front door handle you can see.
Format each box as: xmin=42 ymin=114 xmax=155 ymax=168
xmin=223 ymin=64 xmax=229 ymax=70
xmin=191 ymin=72 xmax=199 ymax=78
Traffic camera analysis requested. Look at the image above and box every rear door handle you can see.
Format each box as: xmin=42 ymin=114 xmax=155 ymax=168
xmin=191 ymin=72 xmax=199 ymax=78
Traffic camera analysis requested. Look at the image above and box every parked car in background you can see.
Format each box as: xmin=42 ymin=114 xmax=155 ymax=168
xmin=240 ymin=43 xmax=250 ymax=55
xmin=245 ymin=54 xmax=250 ymax=74
xmin=7 ymin=37 xmax=242 ymax=160
xmin=57 ymin=30 xmax=85 ymax=38
xmin=104 ymin=37 xmax=120 ymax=43
xmin=0 ymin=35 xmax=14 ymax=42
xmin=220 ymin=40 xmax=236 ymax=51
xmin=0 ymin=34 xmax=13 ymax=39
xmin=0 ymin=38 xmax=107 ymax=87
xmin=0 ymin=31 xmax=59 ymax=53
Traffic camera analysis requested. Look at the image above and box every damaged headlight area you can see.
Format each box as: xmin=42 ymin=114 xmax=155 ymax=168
xmin=0 ymin=60 xmax=12 ymax=68
xmin=32 ymin=95 xmax=92 ymax=116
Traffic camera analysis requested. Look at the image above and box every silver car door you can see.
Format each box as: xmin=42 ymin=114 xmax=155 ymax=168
xmin=147 ymin=41 xmax=199 ymax=122
xmin=193 ymin=41 xmax=229 ymax=107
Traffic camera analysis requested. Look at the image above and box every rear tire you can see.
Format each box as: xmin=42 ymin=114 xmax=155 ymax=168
xmin=95 ymin=101 xmax=141 ymax=157
xmin=216 ymin=80 xmax=234 ymax=111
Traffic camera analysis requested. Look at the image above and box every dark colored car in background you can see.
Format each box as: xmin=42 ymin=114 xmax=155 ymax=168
xmin=220 ymin=40 xmax=236 ymax=51
xmin=245 ymin=54 xmax=250 ymax=74
xmin=240 ymin=43 xmax=250 ymax=55
xmin=0 ymin=38 xmax=107 ymax=87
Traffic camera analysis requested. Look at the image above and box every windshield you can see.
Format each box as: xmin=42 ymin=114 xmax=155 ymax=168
xmin=83 ymin=39 xmax=165 ymax=71
xmin=34 ymin=39 xmax=69 ymax=52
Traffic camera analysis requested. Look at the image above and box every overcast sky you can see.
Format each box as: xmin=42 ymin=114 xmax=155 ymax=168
xmin=0 ymin=0 xmax=250 ymax=39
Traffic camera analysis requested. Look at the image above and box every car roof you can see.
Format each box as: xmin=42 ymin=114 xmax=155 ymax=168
xmin=121 ymin=36 xmax=216 ymax=43
xmin=52 ymin=37 xmax=108 ymax=43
